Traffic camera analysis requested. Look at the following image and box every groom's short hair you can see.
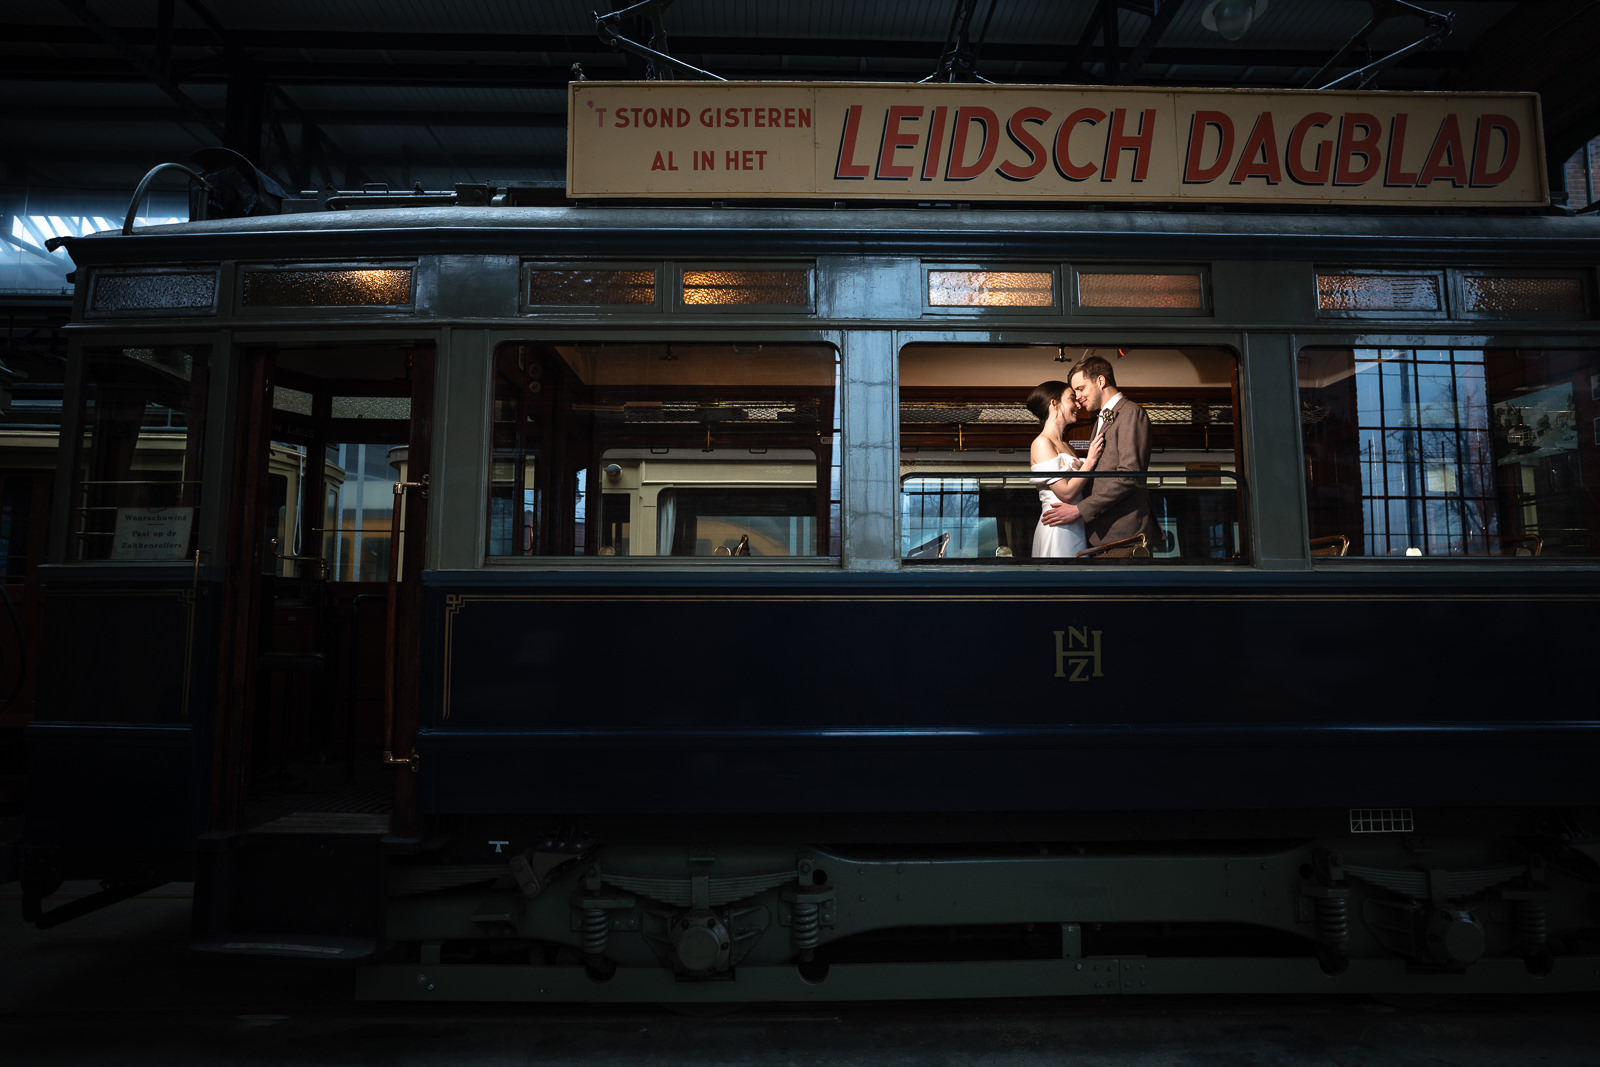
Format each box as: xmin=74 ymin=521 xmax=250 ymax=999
xmin=1071 ymin=354 xmax=1116 ymax=387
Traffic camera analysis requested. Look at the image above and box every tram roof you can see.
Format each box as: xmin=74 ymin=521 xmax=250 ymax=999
xmin=62 ymin=202 xmax=1600 ymax=268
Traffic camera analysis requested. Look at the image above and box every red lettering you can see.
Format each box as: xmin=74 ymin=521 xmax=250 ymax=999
xmin=1053 ymin=108 xmax=1105 ymax=182
xmin=1416 ymin=114 xmax=1469 ymax=187
xmin=876 ymin=105 xmax=923 ymax=180
xmin=1286 ymin=112 xmax=1333 ymax=185
xmin=1183 ymin=111 xmax=1233 ymax=183
xmin=1102 ymin=108 xmax=1156 ymax=181
xmin=923 ymin=106 xmax=949 ymax=180
xmin=1230 ymin=113 xmax=1283 ymax=185
xmin=1333 ymin=113 xmax=1382 ymax=186
xmin=1384 ymin=114 xmax=1419 ymax=186
xmin=835 ymin=105 xmax=871 ymax=179
xmin=997 ymin=107 xmax=1051 ymax=182
xmin=947 ymin=107 xmax=1000 ymax=181
xmin=1471 ymin=114 xmax=1520 ymax=187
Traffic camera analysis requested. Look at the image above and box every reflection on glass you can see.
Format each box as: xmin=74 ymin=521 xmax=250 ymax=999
xmin=928 ymin=270 xmax=1054 ymax=308
xmin=70 ymin=346 xmax=210 ymax=561
xmin=1299 ymin=346 xmax=1600 ymax=557
xmin=488 ymin=342 xmax=838 ymax=558
xmin=1316 ymin=273 xmax=1440 ymax=312
xmin=320 ymin=442 xmax=396 ymax=581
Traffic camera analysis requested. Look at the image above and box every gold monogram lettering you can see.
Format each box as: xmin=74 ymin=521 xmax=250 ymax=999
xmin=1053 ymin=628 xmax=1104 ymax=681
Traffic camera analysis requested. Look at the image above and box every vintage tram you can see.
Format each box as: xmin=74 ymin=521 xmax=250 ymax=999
xmin=16 ymin=83 xmax=1600 ymax=1004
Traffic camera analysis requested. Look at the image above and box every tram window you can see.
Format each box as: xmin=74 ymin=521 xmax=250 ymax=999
xmin=68 ymin=346 xmax=210 ymax=561
xmin=899 ymin=344 xmax=1241 ymax=561
xmin=488 ymin=342 xmax=839 ymax=559
xmin=320 ymin=443 xmax=400 ymax=581
xmin=1298 ymin=347 xmax=1600 ymax=558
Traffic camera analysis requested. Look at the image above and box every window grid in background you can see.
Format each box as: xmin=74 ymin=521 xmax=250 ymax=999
xmin=901 ymin=478 xmax=980 ymax=557
xmin=1353 ymin=349 xmax=1495 ymax=557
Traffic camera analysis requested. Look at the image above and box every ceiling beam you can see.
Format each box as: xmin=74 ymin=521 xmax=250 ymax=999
xmin=50 ymin=0 xmax=225 ymax=140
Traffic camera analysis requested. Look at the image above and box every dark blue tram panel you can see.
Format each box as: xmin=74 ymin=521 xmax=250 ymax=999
xmin=425 ymin=572 xmax=1597 ymax=817
xmin=18 ymin=91 xmax=1600 ymax=1000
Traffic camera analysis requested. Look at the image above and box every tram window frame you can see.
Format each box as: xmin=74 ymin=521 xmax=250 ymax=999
xmin=234 ymin=262 xmax=417 ymax=315
xmin=675 ymin=263 xmax=816 ymax=313
xmin=520 ymin=262 xmax=664 ymax=313
xmin=921 ymin=264 xmax=1060 ymax=315
xmin=898 ymin=343 xmax=1244 ymax=564
xmin=65 ymin=344 xmax=212 ymax=563
xmin=1313 ymin=269 xmax=1449 ymax=319
xmin=1069 ymin=266 xmax=1211 ymax=317
xmin=1297 ymin=344 xmax=1600 ymax=559
xmin=83 ymin=267 xmax=221 ymax=319
xmin=486 ymin=340 xmax=841 ymax=562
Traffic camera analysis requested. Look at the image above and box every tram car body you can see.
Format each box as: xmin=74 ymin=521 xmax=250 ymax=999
xmin=17 ymin=183 xmax=1600 ymax=1002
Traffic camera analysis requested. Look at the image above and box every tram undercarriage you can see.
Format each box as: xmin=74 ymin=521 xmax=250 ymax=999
xmin=344 ymin=821 xmax=1600 ymax=1002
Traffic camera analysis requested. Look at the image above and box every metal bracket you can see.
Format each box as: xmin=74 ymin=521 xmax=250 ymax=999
xmin=269 ymin=537 xmax=328 ymax=581
xmin=394 ymin=474 xmax=429 ymax=499
xmin=382 ymin=748 xmax=419 ymax=772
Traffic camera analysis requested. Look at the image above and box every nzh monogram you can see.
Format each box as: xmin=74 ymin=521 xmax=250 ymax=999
xmin=1053 ymin=627 xmax=1103 ymax=682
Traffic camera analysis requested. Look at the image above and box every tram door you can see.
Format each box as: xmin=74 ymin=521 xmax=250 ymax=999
xmin=213 ymin=341 xmax=432 ymax=835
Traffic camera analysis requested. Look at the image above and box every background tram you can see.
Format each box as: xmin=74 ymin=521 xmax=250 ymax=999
xmin=13 ymin=186 xmax=1600 ymax=1003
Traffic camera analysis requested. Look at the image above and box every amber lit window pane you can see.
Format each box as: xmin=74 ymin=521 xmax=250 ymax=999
xmin=529 ymin=269 xmax=656 ymax=306
xmin=1078 ymin=272 xmax=1202 ymax=309
xmin=681 ymin=269 xmax=810 ymax=307
xmin=90 ymin=270 xmax=217 ymax=312
xmin=928 ymin=270 xmax=1054 ymax=308
xmin=1460 ymin=276 xmax=1585 ymax=313
xmin=242 ymin=268 xmax=412 ymax=307
xmin=1317 ymin=273 xmax=1441 ymax=312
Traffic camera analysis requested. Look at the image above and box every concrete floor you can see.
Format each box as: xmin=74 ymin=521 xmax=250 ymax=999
xmin=2 ymin=880 xmax=1597 ymax=1066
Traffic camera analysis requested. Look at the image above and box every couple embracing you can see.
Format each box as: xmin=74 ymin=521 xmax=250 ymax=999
xmin=1026 ymin=355 xmax=1159 ymax=558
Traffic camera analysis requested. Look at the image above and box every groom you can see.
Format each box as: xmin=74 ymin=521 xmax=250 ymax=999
xmin=1040 ymin=355 xmax=1158 ymax=548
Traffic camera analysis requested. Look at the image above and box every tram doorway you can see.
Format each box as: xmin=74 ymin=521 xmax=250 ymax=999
xmin=211 ymin=341 xmax=433 ymax=835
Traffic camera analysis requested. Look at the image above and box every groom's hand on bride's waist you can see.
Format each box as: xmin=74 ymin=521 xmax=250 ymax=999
xmin=1041 ymin=502 xmax=1081 ymax=527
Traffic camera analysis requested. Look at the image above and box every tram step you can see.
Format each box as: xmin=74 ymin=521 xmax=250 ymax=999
xmin=194 ymin=820 xmax=387 ymax=956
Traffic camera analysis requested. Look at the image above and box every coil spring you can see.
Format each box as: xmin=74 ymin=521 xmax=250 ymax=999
xmin=581 ymin=906 xmax=609 ymax=956
xmin=791 ymin=901 xmax=820 ymax=953
xmin=1315 ymin=897 xmax=1349 ymax=948
xmin=1514 ymin=899 xmax=1547 ymax=947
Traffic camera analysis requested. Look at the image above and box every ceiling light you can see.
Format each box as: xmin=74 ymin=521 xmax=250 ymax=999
xmin=1202 ymin=0 xmax=1268 ymax=42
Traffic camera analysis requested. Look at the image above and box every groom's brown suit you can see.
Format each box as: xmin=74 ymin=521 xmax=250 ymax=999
xmin=1076 ymin=396 xmax=1160 ymax=547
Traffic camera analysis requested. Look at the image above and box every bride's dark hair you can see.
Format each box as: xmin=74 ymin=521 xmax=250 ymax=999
xmin=1026 ymin=380 xmax=1068 ymax=424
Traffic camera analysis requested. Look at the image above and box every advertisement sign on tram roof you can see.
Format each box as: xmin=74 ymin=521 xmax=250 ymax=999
xmin=568 ymin=81 xmax=1547 ymax=207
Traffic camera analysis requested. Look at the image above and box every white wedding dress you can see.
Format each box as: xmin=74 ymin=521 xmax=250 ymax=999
xmin=1031 ymin=453 xmax=1087 ymax=558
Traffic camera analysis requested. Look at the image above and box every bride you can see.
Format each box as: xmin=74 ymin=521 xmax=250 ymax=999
xmin=1026 ymin=380 xmax=1103 ymax=558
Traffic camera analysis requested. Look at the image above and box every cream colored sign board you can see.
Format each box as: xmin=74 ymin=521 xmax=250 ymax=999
xmin=568 ymin=82 xmax=1545 ymax=206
